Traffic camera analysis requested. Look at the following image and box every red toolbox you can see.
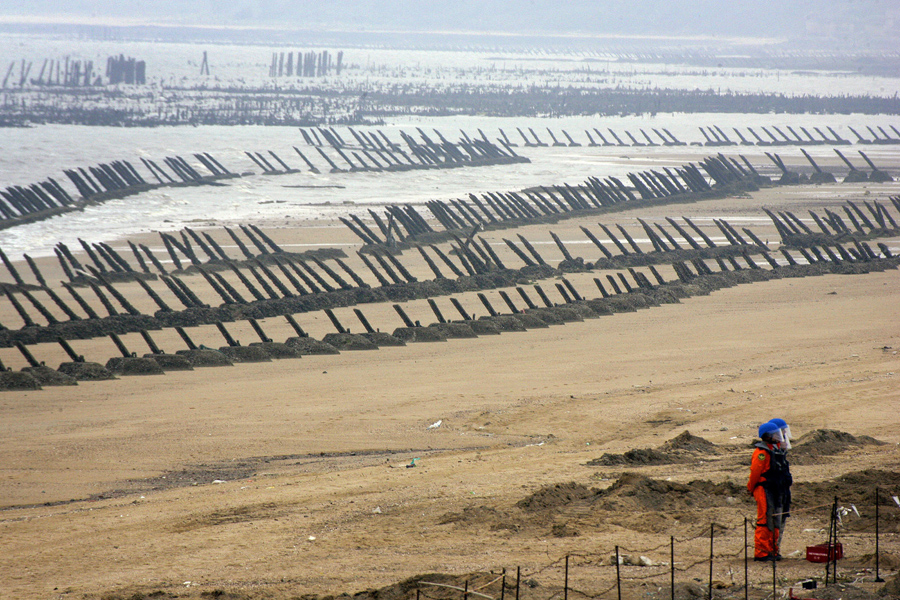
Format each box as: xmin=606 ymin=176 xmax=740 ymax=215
xmin=805 ymin=542 xmax=843 ymax=563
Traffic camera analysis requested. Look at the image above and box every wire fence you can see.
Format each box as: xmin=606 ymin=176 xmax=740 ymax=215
xmin=412 ymin=488 xmax=899 ymax=600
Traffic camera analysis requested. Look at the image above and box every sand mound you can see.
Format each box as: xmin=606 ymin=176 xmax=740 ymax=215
xmin=392 ymin=327 xmax=448 ymax=342
xmin=143 ymin=353 xmax=194 ymax=371
xmin=587 ymin=431 xmax=719 ymax=466
xmin=428 ymin=322 xmax=478 ymax=338
xmin=480 ymin=315 xmax=527 ymax=332
xmin=360 ymin=332 xmax=407 ymax=347
xmin=218 ymin=345 xmax=272 ymax=363
xmin=22 ymin=365 xmax=77 ymax=386
xmin=349 ymin=572 xmax=497 ymax=600
xmin=594 ymin=473 xmax=745 ymax=513
xmin=105 ymin=356 xmax=165 ymax=375
xmin=176 ymin=349 xmax=234 ymax=367
xmin=517 ymin=482 xmax=597 ymax=512
xmin=322 ymin=332 xmax=379 ymax=350
xmin=248 ymin=341 xmax=303 ymax=358
xmin=791 ymin=429 xmax=885 ymax=464
xmin=0 ymin=370 xmax=41 ymax=391
xmin=525 ymin=308 xmax=567 ymax=324
xmin=880 ymin=571 xmax=900 ymax=597
xmin=284 ymin=336 xmax=340 ymax=355
xmin=546 ymin=306 xmax=583 ymax=322
xmin=587 ymin=448 xmax=676 ymax=466
xmin=511 ymin=313 xmax=550 ymax=328
xmin=569 ymin=304 xmax=600 ymax=319
xmin=57 ymin=361 xmax=116 ymax=381
xmin=583 ymin=299 xmax=615 ymax=315
xmin=843 ymin=170 xmax=869 ymax=183
xmin=661 ymin=431 xmax=720 ymax=454
xmin=854 ymin=551 xmax=900 ymax=570
xmin=514 ymin=475 xmax=748 ymax=535
xmin=792 ymin=470 xmax=900 ymax=533
xmin=467 ymin=320 xmax=501 ymax=335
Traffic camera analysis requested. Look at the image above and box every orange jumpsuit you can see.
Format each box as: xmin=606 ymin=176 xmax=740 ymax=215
xmin=747 ymin=443 xmax=782 ymax=559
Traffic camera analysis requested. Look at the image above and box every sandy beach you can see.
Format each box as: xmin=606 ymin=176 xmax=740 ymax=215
xmin=1 ymin=169 xmax=899 ymax=600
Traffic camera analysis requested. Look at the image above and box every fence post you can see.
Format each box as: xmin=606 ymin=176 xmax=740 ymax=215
xmin=564 ymin=555 xmax=568 ymax=600
xmin=744 ymin=518 xmax=749 ymax=600
xmin=464 ymin=579 xmax=468 ymax=600
xmin=772 ymin=555 xmax=778 ymax=598
xmin=708 ymin=523 xmax=714 ymax=600
xmin=615 ymin=545 xmax=621 ymax=600
xmin=670 ymin=535 xmax=675 ymax=600
xmin=875 ymin=486 xmax=884 ymax=582
xmin=515 ymin=566 xmax=520 ymax=600
xmin=826 ymin=496 xmax=838 ymax=586
xmin=501 ymin=570 xmax=506 ymax=600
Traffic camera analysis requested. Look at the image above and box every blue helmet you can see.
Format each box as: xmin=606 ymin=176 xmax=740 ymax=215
xmin=769 ymin=417 xmax=792 ymax=448
xmin=758 ymin=422 xmax=780 ymax=439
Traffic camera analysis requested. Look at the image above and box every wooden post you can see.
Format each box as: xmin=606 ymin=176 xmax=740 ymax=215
xmin=450 ymin=298 xmax=470 ymax=321
xmin=110 ymin=333 xmax=132 ymax=357
xmin=140 ymin=329 xmax=164 ymax=355
xmin=393 ymin=304 xmax=417 ymax=328
xmin=516 ymin=287 xmax=538 ymax=309
xmin=5 ymin=290 xmax=37 ymax=327
xmin=57 ymin=337 xmax=84 ymax=362
xmin=533 ymin=284 xmax=553 ymax=307
xmin=224 ymin=227 xmax=255 ymax=259
xmin=477 ymin=293 xmax=499 ymax=317
xmin=215 ymin=321 xmax=239 ymax=347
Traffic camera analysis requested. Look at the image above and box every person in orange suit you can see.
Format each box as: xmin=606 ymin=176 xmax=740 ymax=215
xmin=768 ymin=418 xmax=794 ymax=549
xmin=748 ymin=422 xmax=790 ymax=561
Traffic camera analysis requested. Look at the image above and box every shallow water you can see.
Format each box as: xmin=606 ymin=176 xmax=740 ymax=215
xmin=1 ymin=33 xmax=899 ymax=258
xmin=2 ymin=112 xmax=900 ymax=258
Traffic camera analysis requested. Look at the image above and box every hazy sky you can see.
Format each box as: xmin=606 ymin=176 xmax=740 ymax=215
xmin=2 ymin=1 xmax=898 ymax=51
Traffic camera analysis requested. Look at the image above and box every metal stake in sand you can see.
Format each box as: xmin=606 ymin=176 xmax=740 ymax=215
xmin=771 ymin=554 xmax=777 ymax=599
xmin=876 ymin=486 xmax=884 ymax=582
xmin=515 ymin=566 xmax=520 ymax=600
xmin=671 ymin=535 xmax=676 ymax=600
xmin=743 ymin=518 xmax=749 ymax=600
xmin=615 ymin=546 xmax=622 ymax=600
xmin=708 ymin=523 xmax=714 ymax=600
xmin=825 ymin=496 xmax=837 ymax=587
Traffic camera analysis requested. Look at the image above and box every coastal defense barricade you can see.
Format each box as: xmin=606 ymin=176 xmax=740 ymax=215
xmin=0 ymin=152 xmax=238 ymax=231
xmin=1 ymin=200 xmax=898 ymax=389
xmin=296 ymin=126 xmax=530 ymax=174
xmin=335 ymin=147 xmax=894 ymax=251
xmin=269 ymin=50 xmax=343 ymax=78
xmin=338 ymin=153 xmax=754 ymax=249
